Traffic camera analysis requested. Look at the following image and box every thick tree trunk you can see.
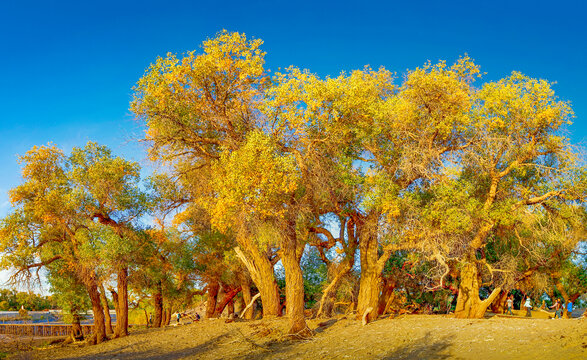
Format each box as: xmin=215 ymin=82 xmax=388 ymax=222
xmin=454 ymin=262 xmax=501 ymax=318
xmin=114 ymin=267 xmax=128 ymax=337
xmin=234 ymin=245 xmax=281 ymax=317
xmin=153 ymin=281 xmax=163 ymax=327
xmin=356 ymin=213 xmax=389 ymax=323
xmin=206 ymin=280 xmax=219 ymax=319
xmin=99 ymin=283 xmax=113 ymax=335
xmin=241 ymin=278 xmax=254 ymax=320
xmin=281 ymin=218 xmax=310 ymax=336
xmin=86 ymin=281 xmax=107 ymax=344
xmin=357 ymin=266 xmax=381 ymax=322
xmin=213 ymin=286 xmax=242 ymax=317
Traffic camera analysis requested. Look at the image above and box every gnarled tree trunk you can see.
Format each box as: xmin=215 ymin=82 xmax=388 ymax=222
xmin=317 ymin=260 xmax=353 ymax=318
xmin=281 ymin=220 xmax=310 ymax=336
xmin=234 ymin=245 xmax=281 ymax=317
xmin=213 ymin=286 xmax=242 ymax=317
xmin=454 ymin=262 xmax=501 ymax=318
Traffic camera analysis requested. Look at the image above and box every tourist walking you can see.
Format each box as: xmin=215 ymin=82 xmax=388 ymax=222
xmin=524 ymin=297 xmax=532 ymax=317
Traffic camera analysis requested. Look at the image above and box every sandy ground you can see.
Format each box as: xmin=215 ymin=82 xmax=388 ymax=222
xmin=7 ymin=313 xmax=587 ymax=360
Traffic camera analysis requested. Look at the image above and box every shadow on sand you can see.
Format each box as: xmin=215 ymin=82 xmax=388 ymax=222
xmin=57 ymin=333 xmax=230 ymax=360
xmin=382 ymin=332 xmax=452 ymax=360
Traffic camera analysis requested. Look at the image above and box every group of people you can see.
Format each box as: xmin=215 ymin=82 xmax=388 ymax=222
xmin=504 ymin=294 xmax=573 ymax=318
xmin=176 ymin=311 xmax=200 ymax=324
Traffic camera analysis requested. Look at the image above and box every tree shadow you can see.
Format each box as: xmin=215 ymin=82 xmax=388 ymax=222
xmin=57 ymin=333 xmax=230 ymax=360
xmin=314 ymin=319 xmax=338 ymax=333
xmin=382 ymin=332 xmax=452 ymax=360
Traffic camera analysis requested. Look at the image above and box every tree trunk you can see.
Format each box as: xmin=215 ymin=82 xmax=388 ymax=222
xmin=454 ymin=262 xmax=501 ymax=318
xmin=554 ymin=280 xmax=580 ymax=318
xmin=110 ymin=289 xmax=119 ymax=325
xmin=317 ymin=260 xmax=353 ymax=318
xmin=99 ymin=283 xmax=113 ymax=335
xmin=241 ymin=278 xmax=254 ymax=320
xmin=356 ymin=214 xmax=387 ymax=323
xmin=71 ymin=314 xmax=84 ymax=341
xmin=378 ymin=278 xmax=396 ymax=316
xmin=114 ymin=267 xmax=128 ymax=337
xmin=206 ymin=280 xmax=219 ymax=319
xmin=153 ymin=281 xmax=163 ymax=327
xmin=85 ymin=281 xmax=107 ymax=344
xmin=227 ymin=301 xmax=235 ymax=317
xmin=234 ymin=245 xmax=281 ymax=317
xmin=490 ymin=290 xmax=508 ymax=314
xmin=281 ymin=218 xmax=310 ymax=336
xmin=165 ymin=306 xmax=172 ymax=325
xmin=213 ymin=286 xmax=242 ymax=317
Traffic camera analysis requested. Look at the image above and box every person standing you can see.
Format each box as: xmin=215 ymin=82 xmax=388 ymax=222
xmin=505 ymin=295 xmax=514 ymax=315
xmin=524 ymin=297 xmax=532 ymax=317
xmin=549 ymin=299 xmax=562 ymax=319
xmin=566 ymin=301 xmax=573 ymax=318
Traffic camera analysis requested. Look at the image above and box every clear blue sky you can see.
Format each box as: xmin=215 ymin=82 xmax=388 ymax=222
xmin=1 ymin=0 xmax=586 ymax=220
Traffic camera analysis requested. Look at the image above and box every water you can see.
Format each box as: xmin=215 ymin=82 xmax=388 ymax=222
xmin=0 ymin=310 xmax=116 ymax=325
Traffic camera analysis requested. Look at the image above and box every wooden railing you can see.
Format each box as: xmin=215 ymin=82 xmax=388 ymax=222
xmin=0 ymin=324 xmax=94 ymax=337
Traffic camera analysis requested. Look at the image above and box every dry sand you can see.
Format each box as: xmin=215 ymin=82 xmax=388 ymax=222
xmin=9 ymin=314 xmax=587 ymax=360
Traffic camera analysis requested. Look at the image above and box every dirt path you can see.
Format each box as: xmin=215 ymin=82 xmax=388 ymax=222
xmin=13 ymin=315 xmax=587 ymax=359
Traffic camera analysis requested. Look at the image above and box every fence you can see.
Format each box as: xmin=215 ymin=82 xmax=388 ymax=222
xmin=0 ymin=323 xmax=94 ymax=337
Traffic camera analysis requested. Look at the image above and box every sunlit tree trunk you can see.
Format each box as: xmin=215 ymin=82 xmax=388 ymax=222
xmin=454 ymin=261 xmax=501 ymax=318
xmin=357 ymin=214 xmax=388 ymax=323
xmin=240 ymin=278 xmax=254 ymax=320
xmin=85 ymin=280 xmax=107 ymax=344
xmin=99 ymin=283 xmax=113 ymax=335
xmin=317 ymin=260 xmax=353 ymax=318
xmin=206 ymin=280 xmax=219 ymax=319
xmin=114 ymin=267 xmax=128 ymax=337
xmin=234 ymin=245 xmax=281 ymax=317
xmin=281 ymin=217 xmax=311 ymax=336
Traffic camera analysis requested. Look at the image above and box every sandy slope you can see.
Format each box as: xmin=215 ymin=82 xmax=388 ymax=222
xmin=12 ymin=314 xmax=587 ymax=360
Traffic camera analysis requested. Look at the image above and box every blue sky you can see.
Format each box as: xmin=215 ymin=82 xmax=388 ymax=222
xmin=0 ymin=0 xmax=586 ymax=218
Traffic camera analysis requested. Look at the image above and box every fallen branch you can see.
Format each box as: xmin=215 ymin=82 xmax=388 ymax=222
xmin=239 ymin=293 xmax=261 ymax=319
